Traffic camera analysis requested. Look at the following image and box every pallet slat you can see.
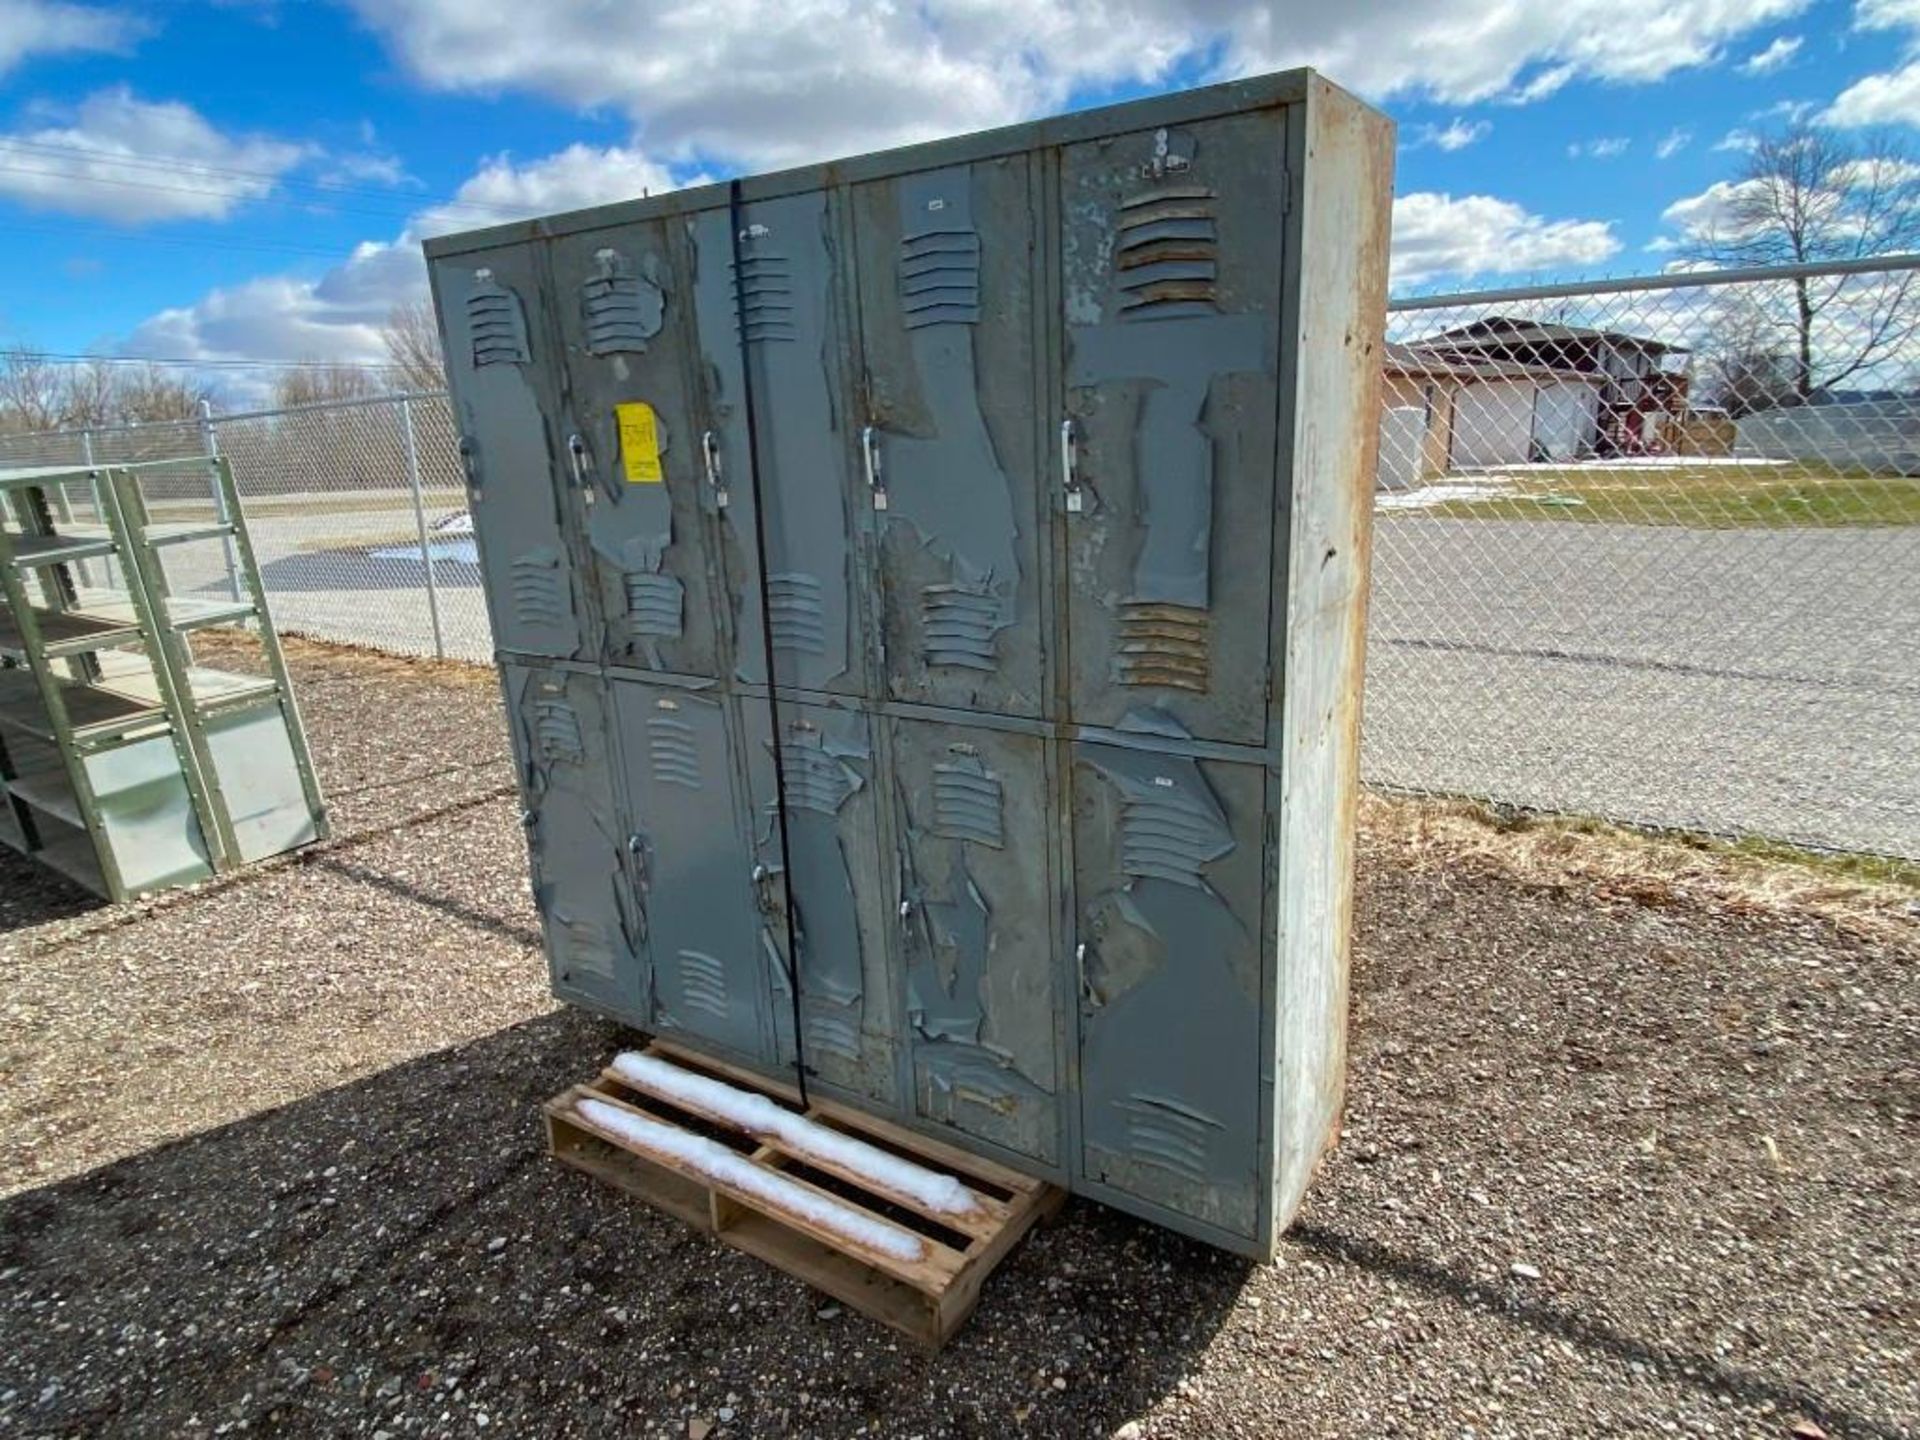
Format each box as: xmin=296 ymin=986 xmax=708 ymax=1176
xmin=545 ymin=1041 xmax=1064 ymax=1348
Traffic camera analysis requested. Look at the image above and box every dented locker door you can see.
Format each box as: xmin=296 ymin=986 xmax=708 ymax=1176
xmin=502 ymin=663 xmax=642 ymax=1015
xmin=611 ymin=680 xmax=774 ymax=1060
xmin=1059 ymin=113 xmax=1285 ymax=746
xmin=738 ymin=701 xmax=896 ymax=1105
xmin=889 ymin=716 xmax=1061 ymax=1164
xmin=1072 ymin=739 xmax=1267 ymax=1240
xmin=851 ymin=158 xmax=1047 ymax=718
xmin=435 ymin=247 xmax=587 ymax=660
xmin=690 ymin=194 xmax=865 ymax=696
xmin=548 ymin=220 xmax=726 ymax=677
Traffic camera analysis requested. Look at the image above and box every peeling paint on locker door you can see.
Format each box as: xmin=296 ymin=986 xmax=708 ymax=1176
xmin=691 ymin=195 xmax=862 ymax=695
xmin=852 ymin=159 xmax=1046 ymax=717
xmin=738 ymin=701 xmax=896 ymax=1104
xmin=1059 ymin=114 xmax=1284 ymax=745
xmin=890 ymin=715 xmax=1059 ymax=1163
xmin=434 ymin=248 xmax=587 ymax=660
xmin=502 ymin=663 xmax=642 ymax=1015
xmin=548 ymin=222 xmax=725 ymax=677
xmin=1072 ymin=730 xmax=1266 ymax=1238
xmin=611 ymin=680 xmax=773 ymax=1061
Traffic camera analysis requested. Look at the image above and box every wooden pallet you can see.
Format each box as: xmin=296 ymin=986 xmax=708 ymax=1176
xmin=545 ymin=1039 xmax=1063 ymax=1348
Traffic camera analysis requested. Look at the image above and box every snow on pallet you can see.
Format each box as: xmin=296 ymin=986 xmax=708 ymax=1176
xmin=544 ymin=1039 xmax=1063 ymax=1348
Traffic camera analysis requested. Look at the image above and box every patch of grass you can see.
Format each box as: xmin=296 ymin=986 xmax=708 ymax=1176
xmin=1397 ymin=463 xmax=1920 ymax=528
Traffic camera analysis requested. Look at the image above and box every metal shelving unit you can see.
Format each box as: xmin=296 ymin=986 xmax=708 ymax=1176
xmin=0 ymin=457 xmax=328 ymax=901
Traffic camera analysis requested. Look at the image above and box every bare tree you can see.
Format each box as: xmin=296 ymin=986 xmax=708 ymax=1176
xmin=381 ymin=299 xmax=446 ymax=394
xmin=0 ymin=347 xmax=67 ymax=433
xmin=1683 ymin=126 xmax=1920 ymax=399
xmin=116 ymin=364 xmax=213 ymax=423
xmin=272 ymin=361 xmax=386 ymax=409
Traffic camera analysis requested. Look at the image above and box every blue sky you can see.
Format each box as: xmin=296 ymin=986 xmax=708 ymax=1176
xmin=0 ymin=0 xmax=1916 ymax=401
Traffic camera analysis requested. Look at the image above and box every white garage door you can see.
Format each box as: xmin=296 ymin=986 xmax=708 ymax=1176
xmin=1532 ymin=382 xmax=1598 ymax=461
xmin=1450 ymin=380 xmax=1535 ymax=468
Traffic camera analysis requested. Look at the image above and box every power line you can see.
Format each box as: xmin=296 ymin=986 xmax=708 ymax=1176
xmin=13 ymin=351 xmax=404 ymax=371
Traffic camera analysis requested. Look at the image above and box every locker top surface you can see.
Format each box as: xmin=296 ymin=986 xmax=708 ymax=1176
xmin=424 ymin=68 xmax=1325 ymax=259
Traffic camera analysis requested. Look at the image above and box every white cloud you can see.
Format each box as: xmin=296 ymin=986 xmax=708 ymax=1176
xmin=1854 ymin=0 xmax=1920 ymax=31
xmin=1822 ymin=62 xmax=1920 ymax=125
xmin=1656 ymin=127 xmax=1693 ymax=158
xmin=0 ymin=0 xmax=141 ymax=75
xmin=1390 ymin=191 xmax=1621 ymax=285
xmin=1715 ymin=127 xmax=1761 ymax=151
xmin=1738 ymin=34 xmax=1801 ymax=73
xmin=1568 ymin=136 xmax=1631 ymax=158
xmin=1660 ymin=178 xmax=1768 ymax=242
xmin=122 ymin=143 xmax=684 ymax=375
xmin=0 ymin=88 xmax=306 ymax=224
xmin=342 ymin=0 xmax=1810 ymax=169
xmin=1409 ymin=117 xmax=1490 ymax=151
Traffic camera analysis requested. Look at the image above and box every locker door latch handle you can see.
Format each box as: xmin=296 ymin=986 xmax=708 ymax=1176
xmin=861 ymin=425 xmax=888 ymax=511
xmin=567 ymin=433 xmax=596 ymax=505
xmin=458 ymin=436 xmax=481 ymax=495
xmin=701 ymin=429 xmax=729 ymax=509
xmin=1060 ymin=418 xmax=1083 ymax=513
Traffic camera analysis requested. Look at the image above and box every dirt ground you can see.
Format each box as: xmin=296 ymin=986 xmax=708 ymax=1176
xmin=0 ymin=639 xmax=1914 ymax=1440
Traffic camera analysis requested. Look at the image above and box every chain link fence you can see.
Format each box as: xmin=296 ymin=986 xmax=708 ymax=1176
xmin=2 ymin=257 xmax=1915 ymax=864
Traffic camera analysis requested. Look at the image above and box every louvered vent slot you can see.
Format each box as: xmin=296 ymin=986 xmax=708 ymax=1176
xmin=562 ymin=916 xmax=614 ymax=978
xmin=1115 ymin=186 xmax=1218 ymax=320
xmin=533 ymin=700 xmax=585 ymax=763
xmin=804 ymin=1011 xmax=862 ymax=1062
xmin=1118 ymin=1095 xmax=1221 ymax=1183
xmin=624 ymin=571 xmax=685 ymax=639
xmin=646 ymin=718 xmax=701 ymax=790
xmin=932 ymin=762 xmax=1004 ymax=848
xmin=582 ymin=268 xmax=663 ymax=355
xmin=899 ymin=230 xmax=981 ymax=329
xmin=1119 ymin=779 xmax=1232 ymax=886
xmin=730 ymin=254 xmax=796 ymax=343
xmin=766 ymin=572 xmax=825 ymax=656
xmin=677 ymin=949 xmax=729 ymax=1017
xmin=921 ymin=585 xmax=1000 ymax=670
xmin=509 ymin=553 xmax=567 ymax=628
xmin=467 ymin=274 xmax=530 ymax=365
xmin=778 ymin=744 xmax=854 ymax=815
xmin=1116 ymin=602 xmax=1209 ymax=691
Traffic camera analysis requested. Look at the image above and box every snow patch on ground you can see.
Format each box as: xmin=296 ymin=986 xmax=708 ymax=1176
xmin=1377 ymin=481 xmax=1516 ymax=510
xmin=575 ymin=1097 xmax=926 ymax=1263
xmin=611 ymin=1051 xmax=979 ymax=1216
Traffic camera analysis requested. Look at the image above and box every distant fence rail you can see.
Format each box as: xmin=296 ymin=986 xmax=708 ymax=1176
xmin=2 ymin=256 xmax=1915 ymax=865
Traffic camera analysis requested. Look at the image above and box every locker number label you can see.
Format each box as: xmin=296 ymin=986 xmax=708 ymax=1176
xmin=615 ymin=402 xmax=664 ymax=484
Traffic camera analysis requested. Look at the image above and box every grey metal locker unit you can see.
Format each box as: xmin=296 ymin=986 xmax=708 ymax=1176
xmin=546 ymin=221 xmax=727 ymax=677
xmin=501 ymin=663 xmax=638 ymax=1014
xmin=1059 ymin=108 xmax=1285 ymax=747
xmin=737 ymin=699 xmax=898 ymax=1105
xmin=609 ymin=678 xmax=774 ymax=1059
xmin=436 ymin=249 xmax=587 ymax=661
xmin=429 ymin=68 xmax=1392 ymax=1259
xmin=888 ymin=713 xmax=1062 ymax=1165
xmin=689 ymin=195 xmax=866 ymax=697
xmin=850 ymin=158 xmax=1050 ymax=719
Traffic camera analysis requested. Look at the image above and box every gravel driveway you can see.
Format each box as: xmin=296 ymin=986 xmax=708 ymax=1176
xmin=1 ymin=641 xmax=1913 ymax=1439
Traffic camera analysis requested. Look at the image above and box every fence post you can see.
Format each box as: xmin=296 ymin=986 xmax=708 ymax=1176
xmin=198 ymin=399 xmax=245 ymax=602
xmin=399 ymin=396 xmax=447 ymax=660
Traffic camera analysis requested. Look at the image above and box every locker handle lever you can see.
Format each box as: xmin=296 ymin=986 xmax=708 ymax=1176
xmin=861 ymin=425 xmax=888 ymax=511
xmin=701 ymin=429 xmax=729 ymax=508
xmin=567 ymin=433 xmax=594 ymax=502
xmin=1060 ymin=418 xmax=1083 ymax=513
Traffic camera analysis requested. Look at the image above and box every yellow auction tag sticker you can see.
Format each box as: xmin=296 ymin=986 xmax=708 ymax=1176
xmin=615 ymin=401 xmax=664 ymax=483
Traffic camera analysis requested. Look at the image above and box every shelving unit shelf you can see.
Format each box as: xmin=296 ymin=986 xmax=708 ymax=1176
xmin=0 ymin=456 xmax=329 ymax=902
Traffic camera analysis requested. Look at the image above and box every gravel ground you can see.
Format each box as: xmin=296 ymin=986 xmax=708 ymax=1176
xmin=1366 ymin=515 xmax=1920 ymax=860
xmin=1 ymin=641 xmax=1915 ymax=1439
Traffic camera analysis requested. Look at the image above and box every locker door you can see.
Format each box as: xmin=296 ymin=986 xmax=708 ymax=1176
xmin=434 ymin=246 xmax=587 ymax=660
xmin=851 ymin=158 xmax=1047 ymax=718
xmin=690 ymin=195 xmax=865 ymax=696
xmin=611 ymin=680 xmax=774 ymax=1060
xmin=1072 ymin=740 xmax=1266 ymax=1240
xmin=738 ymin=701 xmax=896 ymax=1105
xmin=547 ymin=220 xmax=727 ymax=677
xmin=889 ymin=717 xmax=1061 ymax=1164
xmin=502 ymin=663 xmax=641 ymax=1016
xmin=1059 ymin=113 xmax=1285 ymax=746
